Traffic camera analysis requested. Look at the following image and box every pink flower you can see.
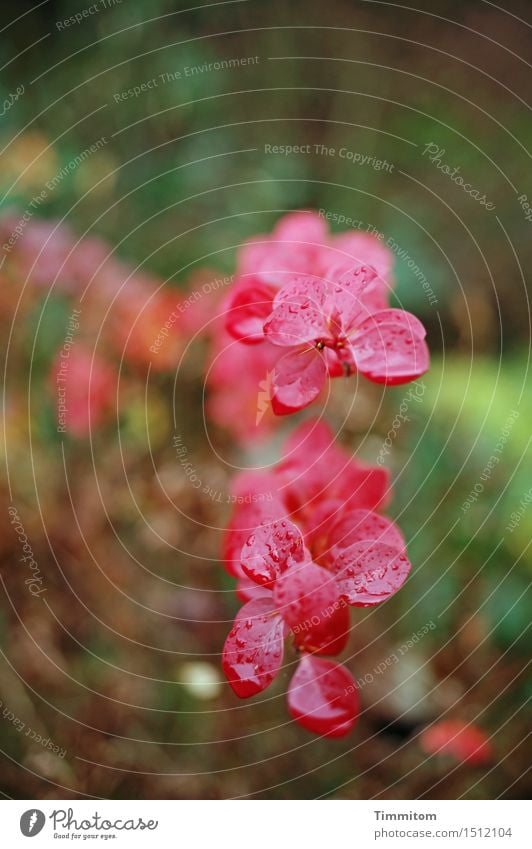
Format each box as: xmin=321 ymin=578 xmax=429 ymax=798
xmin=238 ymin=210 xmax=392 ymax=288
xmin=222 ymin=419 xmax=409 ymax=606
xmin=224 ymin=210 xmax=392 ymax=346
xmin=1 ymin=216 xmax=115 ymax=296
xmin=222 ymin=496 xmax=409 ymax=733
xmin=50 ymin=346 xmax=116 ymax=437
xmin=420 ymin=720 xmax=493 ymax=765
xmin=263 ymin=270 xmax=429 ymax=413
xmin=223 ymin=589 xmax=358 ymax=737
xmin=222 ymin=420 xmax=394 ymax=596
xmin=222 ymin=520 xmax=358 ymax=736
xmin=219 ymin=211 xmax=429 ymax=415
xmin=221 ymin=419 xmax=411 ymax=735
xmin=235 ymin=498 xmax=410 ymax=611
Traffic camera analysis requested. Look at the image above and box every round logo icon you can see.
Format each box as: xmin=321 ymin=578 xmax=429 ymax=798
xmin=20 ymin=810 xmax=46 ymax=837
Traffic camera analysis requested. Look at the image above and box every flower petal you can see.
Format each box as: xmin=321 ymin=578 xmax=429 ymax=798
xmin=281 ymin=417 xmax=337 ymax=460
xmin=324 ymin=347 xmax=344 ymax=377
xmin=340 ymin=464 xmax=391 ymax=513
xmin=223 ymin=496 xmax=285 ymax=577
xmin=222 ymin=598 xmax=284 ymax=697
xmin=277 ymin=418 xmax=392 ymax=515
xmin=331 ymin=232 xmax=394 ymax=282
xmin=271 ymin=348 xmax=327 ymax=415
xmin=287 ymin=656 xmax=359 ymax=737
xmin=273 ymin=210 xmax=329 ymax=244
xmin=265 ymin=277 xmax=330 ymax=347
xmin=224 ymin=278 xmax=276 ymax=344
xmin=332 ymin=541 xmax=411 ymax=606
xmin=327 ymin=509 xmax=405 ymax=557
xmin=273 ymin=560 xmax=350 ymax=655
xmin=241 ymin=518 xmax=305 ymax=587
xmin=238 ymin=211 xmax=329 ymax=283
xmin=353 ymin=309 xmax=429 ymax=385
xmin=326 ymin=263 xmax=378 ymax=331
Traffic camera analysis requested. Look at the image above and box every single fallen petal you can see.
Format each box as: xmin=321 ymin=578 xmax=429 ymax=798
xmin=420 ymin=720 xmax=493 ymax=765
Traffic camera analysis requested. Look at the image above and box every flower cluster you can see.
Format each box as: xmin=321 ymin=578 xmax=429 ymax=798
xmin=221 ymin=419 xmax=412 ymax=737
xmin=220 ymin=210 xmax=429 ymax=415
xmin=209 ymin=212 xmax=431 ymax=736
xmin=7 ymin=209 xmax=428 ymax=740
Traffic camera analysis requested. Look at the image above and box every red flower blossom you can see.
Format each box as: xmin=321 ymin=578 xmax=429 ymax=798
xmin=222 ymin=587 xmax=358 ymax=737
xmin=263 ymin=271 xmax=429 ymax=413
xmin=209 ymin=213 xmax=429 ymax=736
xmin=237 ymin=210 xmax=393 ymax=293
xmin=222 ymin=534 xmax=358 ymax=736
xmin=218 ymin=211 xmax=428 ymax=415
xmin=222 ymin=419 xmax=398 ymax=598
xmin=224 ymin=210 xmax=393 ymax=347
xmin=221 ymin=419 xmax=411 ymax=736
xmin=235 ymin=502 xmax=410 ymax=614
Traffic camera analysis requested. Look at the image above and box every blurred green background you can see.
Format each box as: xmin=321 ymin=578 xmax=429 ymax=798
xmin=0 ymin=0 xmax=530 ymax=799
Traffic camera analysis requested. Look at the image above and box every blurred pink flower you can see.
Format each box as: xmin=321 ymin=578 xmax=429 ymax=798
xmin=50 ymin=346 xmax=116 ymax=437
xmin=420 ymin=720 xmax=493 ymax=765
